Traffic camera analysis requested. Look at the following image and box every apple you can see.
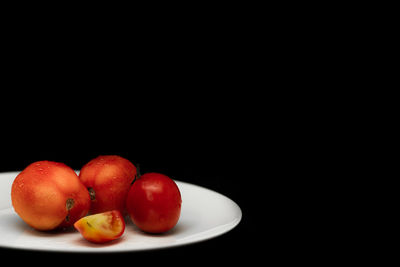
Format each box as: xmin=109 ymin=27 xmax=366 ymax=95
xmin=79 ymin=155 xmax=136 ymax=214
xmin=11 ymin=161 xmax=91 ymax=231
xmin=74 ymin=210 xmax=125 ymax=243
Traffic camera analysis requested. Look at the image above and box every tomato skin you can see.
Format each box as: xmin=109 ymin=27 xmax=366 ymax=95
xmin=79 ymin=155 xmax=136 ymax=214
xmin=11 ymin=161 xmax=90 ymax=231
xmin=126 ymin=173 xmax=182 ymax=233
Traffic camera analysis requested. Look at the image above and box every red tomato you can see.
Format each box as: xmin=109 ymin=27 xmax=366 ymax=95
xmin=126 ymin=173 xmax=182 ymax=233
xmin=11 ymin=161 xmax=90 ymax=231
xmin=79 ymin=155 xmax=136 ymax=214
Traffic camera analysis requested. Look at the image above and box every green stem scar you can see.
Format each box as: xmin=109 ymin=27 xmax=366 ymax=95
xmin=131 ymin=163 xmax=141 ymax=185
xmin=66 ymin=198 xmax=75 ymax=210
xmin=65 ymin=198 xmax=75 ymax=222
xmin=88 ymin=187 xmax=96 ymax=201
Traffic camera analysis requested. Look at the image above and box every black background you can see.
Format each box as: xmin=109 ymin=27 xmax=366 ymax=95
xmin=0 ymin=10 xmax=267 ymax=263
xmin=0 ymin=4 xmax=376 ymax=264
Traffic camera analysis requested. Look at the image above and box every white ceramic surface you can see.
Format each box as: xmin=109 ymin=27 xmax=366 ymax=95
xmin=0 ymin=171 xmax=241 ymax=253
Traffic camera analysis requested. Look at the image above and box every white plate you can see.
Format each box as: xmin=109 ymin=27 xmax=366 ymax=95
xmin=0 ymin=171 xmax=241 ymax=253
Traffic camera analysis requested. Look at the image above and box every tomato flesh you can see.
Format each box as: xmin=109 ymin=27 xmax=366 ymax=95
xmin=74 ymin=210 xmax=125 ymax=243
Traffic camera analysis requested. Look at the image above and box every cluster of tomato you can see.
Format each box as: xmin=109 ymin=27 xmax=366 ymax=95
xmin=11 ymin=155 xmax=182 ymax=243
